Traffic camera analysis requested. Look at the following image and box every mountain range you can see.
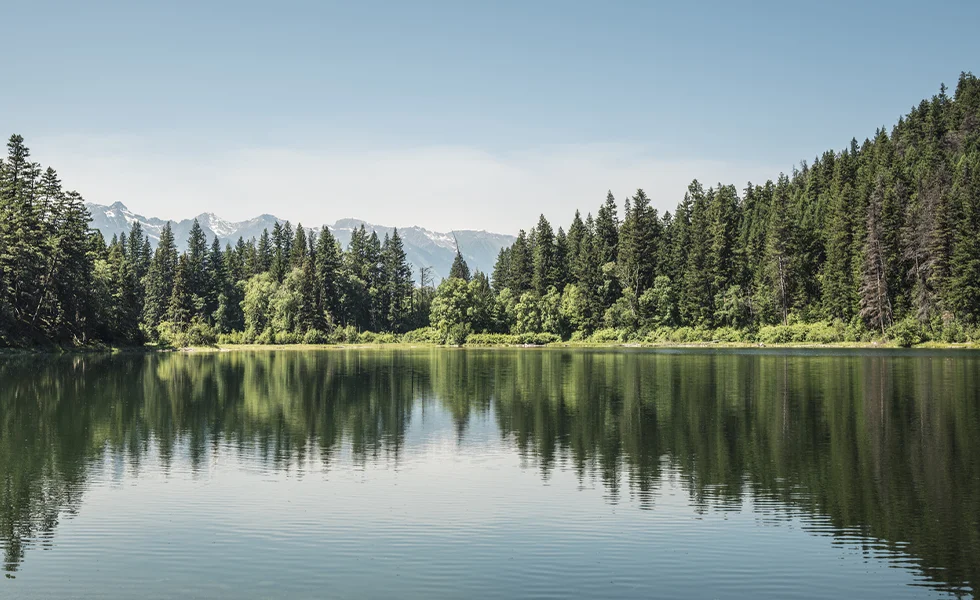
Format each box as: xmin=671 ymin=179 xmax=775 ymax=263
xmin=86 ymin=202 xmax=515 ymax=282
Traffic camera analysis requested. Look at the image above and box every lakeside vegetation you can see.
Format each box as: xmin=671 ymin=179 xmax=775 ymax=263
xmin=2 ymin=74 xmax=979 ymax=350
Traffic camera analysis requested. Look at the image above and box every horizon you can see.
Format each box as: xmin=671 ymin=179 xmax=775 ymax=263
xmin=86 ymin=199 xmax=516 ymax=237
xmin=4 ymin=1 xmax=978 ymax=232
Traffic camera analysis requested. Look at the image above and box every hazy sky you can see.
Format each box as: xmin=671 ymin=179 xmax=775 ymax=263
xmin=4 ymin=0 xmax=978 ymax=233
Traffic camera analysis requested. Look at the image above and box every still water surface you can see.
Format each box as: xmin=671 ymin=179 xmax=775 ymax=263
xmin=1 ymin=348 xmax=979 ymax=598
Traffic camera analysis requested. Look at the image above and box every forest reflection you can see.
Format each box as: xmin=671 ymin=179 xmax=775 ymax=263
xmin=1 ymin=348 xmax=978 ymax=595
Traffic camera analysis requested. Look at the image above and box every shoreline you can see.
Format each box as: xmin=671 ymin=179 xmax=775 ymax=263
xmin=4 ymin=340 xmax=980 ymax=356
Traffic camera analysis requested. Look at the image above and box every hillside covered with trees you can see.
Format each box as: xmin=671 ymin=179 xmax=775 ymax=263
xmin=1 ymin=73 xmax=979 ymax=348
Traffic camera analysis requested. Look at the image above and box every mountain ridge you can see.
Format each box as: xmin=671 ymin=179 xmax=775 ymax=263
xmin=86 ymin=202 xmax=515 ymax=281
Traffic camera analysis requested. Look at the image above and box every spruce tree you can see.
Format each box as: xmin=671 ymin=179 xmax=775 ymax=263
xmin=291 ymin=224 xmax=308 ymax=269
xmin=449 ymin=248 xmax=471 ymax=282
xmin=859 ymin=178 xmax=894 ymax=334
xmin=315 ymin=227 xmax=343 ymax=325
xmin=382 ymin=228 xmax=413 ymax=331
xmin=531 ymin=214 xmax=555 ymax=295
xmin=143 ymin=222 xmax=178 ymax=331
xmin=167 ymin=254 xmax=194 ymax=327
xmin=508 ymin=230 xmax=532 ymax=292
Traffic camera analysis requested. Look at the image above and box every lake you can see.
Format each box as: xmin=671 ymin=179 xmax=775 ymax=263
xmin=1 ymin=347 xmax=978 ymax=599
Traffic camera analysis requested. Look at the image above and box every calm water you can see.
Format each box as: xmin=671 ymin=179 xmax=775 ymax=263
xmin=2 ymin=348 xmax=979 ymax=599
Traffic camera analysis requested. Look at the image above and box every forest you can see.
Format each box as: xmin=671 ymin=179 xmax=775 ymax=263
xmin=1 ymin=72 xmax=978 ymax=348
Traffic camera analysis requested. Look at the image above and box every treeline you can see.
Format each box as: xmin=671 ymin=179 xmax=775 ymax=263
xmin=2 ymin=73 xmax=979 ymax=348
xmin=0 ymin=132 xmax=432 ymax=347
xmin=469 ymin=72 xmax=980 ymax=344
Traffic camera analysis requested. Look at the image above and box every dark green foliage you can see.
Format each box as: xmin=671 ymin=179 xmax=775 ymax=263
xmin=449 ymin=248 xmax=471 ymax=282
xmin=381 ymin=229 xmax=414 ymax=332
xmin=142 ymin=222 xmax=178 ymax=332
xmin=487 ymin=73 xmax=980 ymax=342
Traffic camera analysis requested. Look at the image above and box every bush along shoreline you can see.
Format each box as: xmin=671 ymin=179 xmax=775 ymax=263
xmin=197 ymin=319 xmax=975 ymax=349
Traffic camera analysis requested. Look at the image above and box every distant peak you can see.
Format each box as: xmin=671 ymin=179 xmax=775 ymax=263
xmin=333 ymin=217 xmax=369 ymax=229
xmin=108 ymin=201 xmax=128 ymax=211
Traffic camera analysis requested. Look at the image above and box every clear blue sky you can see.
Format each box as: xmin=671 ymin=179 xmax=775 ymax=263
xmin=3 ymin=0 xmax=978 ymax=232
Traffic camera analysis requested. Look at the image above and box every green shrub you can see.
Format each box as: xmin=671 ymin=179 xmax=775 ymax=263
xmin=887 ymin=317 xmax=926 ymax=348
xmin=275 ymin=331 xmax=302 ymax=345
xmin=445 ymin=323 xmax=471 ymax=346
xmin=935 ymin=319 xmax=967 ymax=343
xmin=254 ymin=327 xmax=274 ymax=345
xmin=303 ymin=329 xmax=329 ymax=344
xmin=357 ymin=331 xmax=379 ymax=344
xmin=589 ymin=328 xmax=625 ymax=343
xmin=802 ymin=321 xmax=845 ymax=343
xmin=361 ymin=332 xmax=398 ymax=344
xmin=156 ymin=319 xmax=217 ymax=348
xmin=712 ymin=327 xmax=752 ymax=343
xmin=757 ymin=325 xmax=794 ymax=344
xmin=667 ymin=327 xmax=703 ymax=343
xmin=330 ymin=325 xmax=360 ymax=344
xmin=402 ymin=327 xmax=445 ymax=344
xmin=217 ymin=331 xmax=246 ymax=345
xmin=154 ymin=321 xmax=183 ymax=348
xmin=465 ymin=333 xmax=518 ymax=345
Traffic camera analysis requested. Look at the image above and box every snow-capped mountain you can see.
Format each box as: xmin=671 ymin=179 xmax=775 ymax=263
xmin=86 ymin=202 xmax=515 ymax=282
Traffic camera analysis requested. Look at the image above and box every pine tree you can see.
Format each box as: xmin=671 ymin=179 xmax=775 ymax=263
xmin=707 ymin=184 xmax=740 ymax=323
xmin=508 ymin=230 xmax=532 ymax=293
xmin=762 ymin=176 xmax=795 ymax=325
xmin=566 ymin=210 xmax=586 ymax=280
xmin=531 ymin=214 xmax=555 ymax=295
xmin=618 ymin=189 xmax=661 ymax=311
xmin=680 ymin=181 xmax=712 ymax=324
xmin=271 ymin=222 xmax=288 ymax=282
xmin=205 ymin=236 xmax=225 ymax=321
xmin=167 ymin=254 xmax=194 ymax=327
xmin=255 ymin=229 xmax=272 ymax=275
xmin=185 ymin=219 xmax=208 ymax=316
xmin=143 ymin=222 xmax=178 ymax=331
xmin=291 ymin=224 xmax=308 ymax=269
xmin=315 ymin=227 xmax=343 ymax=325
xmin=382 ymin=228 xmax=413 ymax=331
xmin=554 ymin=227 xmax=570 ymax=291
xmin=945 ymin=155 xmax=980 ymax=320
xmin=859 ymin=177 xmax=893 ymax=333
xmin=594 ymin=191 xmax=620 ymax=311
xmin=449 ymin=247 xmax=471 ymax=282
xmin=821 ymin=158 xmax=858 ymax=320
xmin=297 ymin=256 xmax=319 ymax=333
xmin=491 ymin=247 xmax=512 ymax=293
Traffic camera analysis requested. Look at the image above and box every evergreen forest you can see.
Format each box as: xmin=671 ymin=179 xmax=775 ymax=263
xmin=2 ymin=73 xmax=979 ymax=348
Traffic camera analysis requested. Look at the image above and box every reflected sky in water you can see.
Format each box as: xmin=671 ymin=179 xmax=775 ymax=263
xmin=2 ymin=348 xmax=978 ymax=598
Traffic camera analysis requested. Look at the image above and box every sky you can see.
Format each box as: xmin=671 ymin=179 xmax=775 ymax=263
xmin=3 ymin=0 xmax=979 ymax=234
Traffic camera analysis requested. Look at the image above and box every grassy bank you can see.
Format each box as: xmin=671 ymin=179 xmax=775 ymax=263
xmin=6 ymin=322 xmax=980 ymax=355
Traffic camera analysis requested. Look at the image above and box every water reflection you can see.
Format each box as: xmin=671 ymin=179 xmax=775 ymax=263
xmin=1 ymin=348 xmax=978 ymax=596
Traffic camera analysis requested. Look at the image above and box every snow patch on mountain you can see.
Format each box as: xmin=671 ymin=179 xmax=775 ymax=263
xmin=85 ymin=202 xmax=515 ymax=281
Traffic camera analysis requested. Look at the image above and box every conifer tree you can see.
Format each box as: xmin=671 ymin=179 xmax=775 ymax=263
xmin=315 ymin=227 xmax=343 ymax=325
xmin=449 ymin=247 xmax=471 ymax=282
xmin=382 ymin=228 xmax=413 ymax=331
xmin=291 ymin=224 xmax=308 ymax=269
xmin=508 ymin=230 xmax=532 ymax=293
xmin=143 ymin=222 xmax=178 ymax=331
xmin=167 ymin=255 xmax=194 ymax=327
xmin=860 ymin=178 xmax=893 ymax=333
xmin=531 ymin=214 xmax=555 ymax=295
